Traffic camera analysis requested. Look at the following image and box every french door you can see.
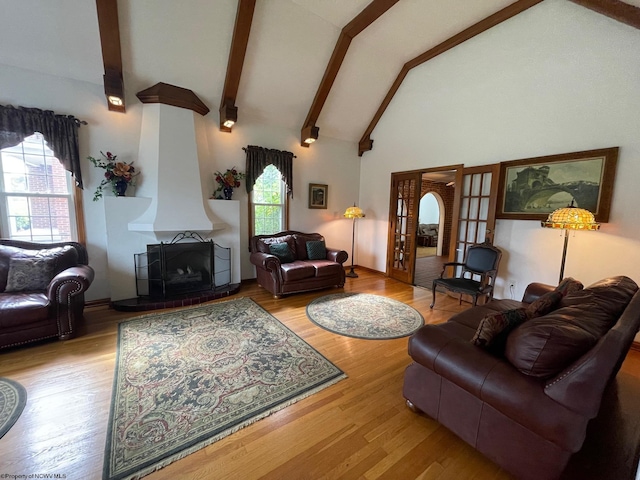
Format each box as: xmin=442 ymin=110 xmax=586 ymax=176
xmin=450 ymin=164 xmax=500 ymax=264
xmin=387 ymin=164 xmax=499 ymax=285
xmin=387 ymin=172 xmax=421 ymax=283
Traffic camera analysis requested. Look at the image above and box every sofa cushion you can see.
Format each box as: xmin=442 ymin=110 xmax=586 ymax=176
xmin=280 ymin=261 xmax=315 ymax=282
xmin=471 ymin=308 xmax=528 ymax=350
xmin=5 ymin=257 xmax=55 ymax=292
xmin=505 ymin=276 xmax=638 ymax=378
xmin=0 ymin=292 xmax=50 ymax=327
xmin=257 ymin=235 xmax=296 ymax=255
xmin=269 ymin=243 xmax=295 ymax=263
xmin=306 ymin=240 xmax=326 ymax=260
xmin=310 ymin=260 xmax=342 ymax=278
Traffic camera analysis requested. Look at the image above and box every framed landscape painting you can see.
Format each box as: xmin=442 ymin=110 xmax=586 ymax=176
xmin=309 ymin=183 xmax=328 ymax=209
xmin=496 ymin=147 xmax=618 ymax=222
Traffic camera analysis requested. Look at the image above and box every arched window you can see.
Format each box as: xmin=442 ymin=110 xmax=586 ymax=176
xmin=250 ymin=164 xmax=288 ymax=235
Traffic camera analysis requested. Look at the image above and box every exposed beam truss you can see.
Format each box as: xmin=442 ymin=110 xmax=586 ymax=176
xmin=300 ymin=0 xmax=400 ymax=147
xmin=358 ymin=0 xmax=544 ymax=156
xmin=220 ymin=0 xmax=257 ymax=131
xmin=96 ymin=0 xmax=125 ymax=113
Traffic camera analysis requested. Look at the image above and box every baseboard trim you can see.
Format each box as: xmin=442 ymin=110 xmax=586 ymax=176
xmin=85 ymin=298 xmax=111 ymax=308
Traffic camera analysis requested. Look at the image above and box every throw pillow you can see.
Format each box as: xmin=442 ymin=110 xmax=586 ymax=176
xmin=525 ymin=290 xmax=564 ymax=318
xmin=555 ymin=277 xmax=584 ymax=297
xmin=471 ymin=308 xmax=529 ymax=350
xmin=306 ymin=240 xmax=326 ymax=260
xmin=269 ymin=243 xmax=295 ymax=263
xmin=5 ymin=257 xmax=56 ymax=292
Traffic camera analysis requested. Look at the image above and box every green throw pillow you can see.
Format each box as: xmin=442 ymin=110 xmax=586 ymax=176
xmin=269 ymin=243 xmax=295 ymax=263
xmin=306 ymin=240 xmax=326 ymax=260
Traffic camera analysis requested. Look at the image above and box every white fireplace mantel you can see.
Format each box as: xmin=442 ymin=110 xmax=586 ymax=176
xmin=104 ymin=196 xmax=240 ymax=301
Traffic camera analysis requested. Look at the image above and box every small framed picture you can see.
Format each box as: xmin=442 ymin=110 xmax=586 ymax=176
xmin=309 ymin=183 xmax=328 ymax=209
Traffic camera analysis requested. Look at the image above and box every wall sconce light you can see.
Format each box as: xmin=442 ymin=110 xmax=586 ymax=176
xmin=301 ymin=125 xmax=319 ymax=147
xmin=104 ymin=69 xmax=125 ymax=113
xmin=541 ymin=200 xmax=600 ymax=283
xmin=219 ymin=101 xmax=238 ymax=132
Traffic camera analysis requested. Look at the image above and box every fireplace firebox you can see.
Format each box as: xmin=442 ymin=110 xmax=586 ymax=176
xmin=134 ymin=232 xmax=230 ymax=299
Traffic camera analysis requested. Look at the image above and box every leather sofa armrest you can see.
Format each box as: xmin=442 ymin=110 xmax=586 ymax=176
xmin=521 ymin=282 xmax=555 ymax=304
xmin=47 ymin=265 xmax=95 ymax=304
xmin=326 ymin=248 xmax=348 ymax=265
xmin=249 ymin=252 xmax=282 ymax=271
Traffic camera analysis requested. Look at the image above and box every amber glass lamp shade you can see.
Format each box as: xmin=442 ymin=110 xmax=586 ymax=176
xmin=541 ymin=202 xmax=600 ymax=283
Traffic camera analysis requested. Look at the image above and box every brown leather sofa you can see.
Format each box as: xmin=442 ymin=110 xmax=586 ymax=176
xmin=0 ymin=239 xmax=95 ymax=350
xmin=403 ymin=276 xmax=640 ymax=480
xmin=249 ymin=231 xmax=348 ymax=298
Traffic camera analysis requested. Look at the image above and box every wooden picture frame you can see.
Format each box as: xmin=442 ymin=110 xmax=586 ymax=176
xmin=308 ymin=183 xmax=328 ymax=209
xmin=496 ymin=147 xmax=618 ymax=222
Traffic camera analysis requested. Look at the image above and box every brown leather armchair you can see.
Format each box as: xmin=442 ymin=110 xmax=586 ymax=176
xmin=0 ymin=239 xmax=95 ymax=349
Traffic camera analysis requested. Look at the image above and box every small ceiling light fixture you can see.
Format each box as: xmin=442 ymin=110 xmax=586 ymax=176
xmin=108 ymin=96 xmax=123 ymax=106
xmin=219 ymin=101 xmax=238 ymax=132
xmin=103 ymin=69 xmax=125 ymax=113
xmin=541 ymin=200 xmax=600 ymax=283
xmin=344 ymin=204 xmax=366 ymax=278
xmin=301 ymin=125 xmax=319 ymax=147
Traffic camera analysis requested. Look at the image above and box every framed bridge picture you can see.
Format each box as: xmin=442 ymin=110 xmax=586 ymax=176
xmin=496 ymin=147 xmax=618 ymax=223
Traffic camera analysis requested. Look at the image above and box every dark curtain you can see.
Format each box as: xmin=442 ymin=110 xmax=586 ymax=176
xmin=245 ymin=145 xmax=294 ymax=197
xmin=0 ymin=104 xmax=85 ymax=188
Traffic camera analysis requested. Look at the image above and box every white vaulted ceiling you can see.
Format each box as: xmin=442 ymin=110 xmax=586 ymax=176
xmin=1 ymin=0 xmax=638 ymax=149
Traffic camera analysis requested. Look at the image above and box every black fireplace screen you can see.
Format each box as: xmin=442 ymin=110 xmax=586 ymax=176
xmin=134 ymin=234 xmax=231 ymax=298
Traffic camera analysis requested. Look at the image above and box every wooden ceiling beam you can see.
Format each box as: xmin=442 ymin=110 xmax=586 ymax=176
xmin=220 ymin=0 xmax=257 ymax=132
xmin=569 ymin=0 xmax=640 ymax=30
xmin=300 ymin=0 xmax=400 ymax=147
xmin=358 ymin=0 xmax=544 ymax=156
xmin=95 ymin=0 xmax=125 ymax=113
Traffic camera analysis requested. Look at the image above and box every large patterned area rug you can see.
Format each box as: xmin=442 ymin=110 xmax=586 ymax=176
xmin=306 ymin=293 xmax=424 ymax=340
xmin=0 ymin=377 xmax=27 ymax=439
xmin=104 ymin=297 xmax=345 ymax=480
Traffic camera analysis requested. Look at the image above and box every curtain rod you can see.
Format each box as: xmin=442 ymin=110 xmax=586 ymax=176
xmin=242 ymin=146 xmax=296 ymax=158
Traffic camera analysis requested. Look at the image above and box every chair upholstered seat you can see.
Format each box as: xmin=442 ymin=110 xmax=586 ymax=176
xmin=430 ymin=242 xmax=502 ymax=308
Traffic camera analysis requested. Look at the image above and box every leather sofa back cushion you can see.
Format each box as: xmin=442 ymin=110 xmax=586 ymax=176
xmin=0 ymin=244 xmax=78 ymax=292
xmin=506 ymin=275 xmax=638 ymax=378
xmin=257 ymin=235 xmax=296 ymax=256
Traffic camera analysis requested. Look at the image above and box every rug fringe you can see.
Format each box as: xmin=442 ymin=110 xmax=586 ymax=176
xmin=120 ymin=373 xmax=347 ymax=480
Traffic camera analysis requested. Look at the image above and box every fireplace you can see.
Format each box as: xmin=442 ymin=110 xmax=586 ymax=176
xmin=134 ymin=233 xmax=231 ymax=299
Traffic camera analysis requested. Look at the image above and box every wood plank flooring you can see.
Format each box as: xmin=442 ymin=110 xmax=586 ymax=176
xmin=0 ymin=269 xmax=638 ymax=479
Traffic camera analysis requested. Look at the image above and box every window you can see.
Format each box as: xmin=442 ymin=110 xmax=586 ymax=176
xmin=250 ymin=164 xmax=288 ymax=236
xmin=0 ymin=132 xmax=77 ymax=242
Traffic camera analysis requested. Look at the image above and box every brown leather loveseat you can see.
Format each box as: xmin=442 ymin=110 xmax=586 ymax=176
xmin=0 ymin=239 xmax=95 ymax=350
xmin=249 ymin=231 xmax=348 ymax=298
xmin=403 ymin=276 xmax=640 ymax=480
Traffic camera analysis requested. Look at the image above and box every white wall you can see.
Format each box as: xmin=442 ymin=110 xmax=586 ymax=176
xmin=1 ymin=64 xmax=361 ymax=300
xmin=359 ymin=0 xmax=640 ymax=302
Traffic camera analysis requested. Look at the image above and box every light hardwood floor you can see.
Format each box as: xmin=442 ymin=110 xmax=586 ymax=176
xmin=1 ymin=269 xmax=639 ymax=479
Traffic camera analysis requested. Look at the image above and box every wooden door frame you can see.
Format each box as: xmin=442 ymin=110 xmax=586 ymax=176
xmin=387 ymin=164 xmax=463 ymax=282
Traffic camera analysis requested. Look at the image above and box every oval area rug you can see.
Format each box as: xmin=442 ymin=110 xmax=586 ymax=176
xmin=306 ymin=293 xmax=424 ymax=339
xmin=0 ymin=377 xmax=27 ymax=439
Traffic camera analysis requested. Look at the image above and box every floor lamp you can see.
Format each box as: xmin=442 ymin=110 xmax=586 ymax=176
xmin=344 ymin=204 xmax=365 ymax=278
xmin=541 ymin=200 xmax=600 ymax=283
